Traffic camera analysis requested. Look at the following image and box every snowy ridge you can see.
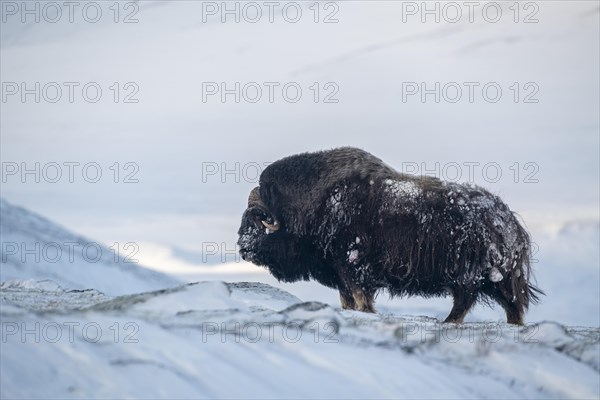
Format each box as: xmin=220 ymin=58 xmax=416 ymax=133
xmin=0 ymin=198 xmax=180 ymax=295
xmin=1 ymin=279 xmax=598 ymax=399
xmin=0 ymin=198 xmax=598 ymax=398
xmin=0 ymin=279 xmax=109 ymax=312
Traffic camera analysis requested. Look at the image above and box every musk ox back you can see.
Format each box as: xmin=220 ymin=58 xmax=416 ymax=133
xmin=237 ymin=147 xmax=542 ymax=324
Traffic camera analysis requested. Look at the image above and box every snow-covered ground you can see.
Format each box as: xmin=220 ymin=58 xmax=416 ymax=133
xmin=0 ymin=199 xmax=180 ymax=295
xmin=2 ymin=279 xmax=599 ymax=399
xmin=1 ymin=200 xmax=599 ymax=399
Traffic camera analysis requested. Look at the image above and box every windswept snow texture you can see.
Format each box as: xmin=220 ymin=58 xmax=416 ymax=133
xmin=1 ymin=280 xmax=599 ymax=399
xmin=0 ymin=199 xmax=180 ymax=295
xmin=0 ymin=200 xmax=598 ymax=398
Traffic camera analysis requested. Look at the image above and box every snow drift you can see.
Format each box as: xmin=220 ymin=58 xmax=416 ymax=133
xmin=0 ymin=198 xmax=180 ymax=295
xmin=1 ymin=280 xmax=598 ymax=399
xmin=0 ymin=196 xmax=599 ymax=399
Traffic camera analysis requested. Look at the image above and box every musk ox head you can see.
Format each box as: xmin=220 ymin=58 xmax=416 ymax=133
xmin=238 ymin=187 xmax=315 ymax=282
xmin=237 ymin=187 xmax=281 ymax=264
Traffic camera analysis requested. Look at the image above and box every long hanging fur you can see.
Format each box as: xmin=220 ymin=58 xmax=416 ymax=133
xmin=238 ymin=147 xmax=543 ymax=324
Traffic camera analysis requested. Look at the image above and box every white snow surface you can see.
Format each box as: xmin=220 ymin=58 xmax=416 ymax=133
xmin=1 ymin=200 xmax=600 ymax=399
xmin=0 ymin=199 xmax=180 ymax=295
xmin=1 ymin=279 xmax=599 ymax=399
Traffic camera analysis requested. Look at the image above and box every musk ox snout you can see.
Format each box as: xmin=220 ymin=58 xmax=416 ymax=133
xmin=237 ymin=208 xmax=265 ymax=259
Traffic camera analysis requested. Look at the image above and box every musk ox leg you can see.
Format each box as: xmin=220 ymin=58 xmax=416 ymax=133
xmin=485 ymin=285 xmax=525 ymax=325
xmin=444 ymin=289 xmax=478 ymax=324
xmin=338 ymin=284 xmax=376 ymax=313
xmin=493 ymin=295 xmax=524 ymax=325
xmin=339 ymin=287 xmax=356 ymax=310
xmin=351 ymin=289 xmax=376 ymax=313
xmin=504 ymin=307 xmax=524 ymax=326
xmin=335 ymin=263 xmax=376 ymax=312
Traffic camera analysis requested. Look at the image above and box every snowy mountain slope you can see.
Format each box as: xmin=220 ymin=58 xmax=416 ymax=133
xmin=0 ymin=202 xmax=598 ymax=398
xmin=1 ymin=280 xmax=598 ymax=399
xmin=0 ymin=198 xmax=180 ymax=295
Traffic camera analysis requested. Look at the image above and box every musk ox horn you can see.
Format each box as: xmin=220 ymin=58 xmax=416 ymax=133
xmin=248 ymin=187 xmax=263 ymax=208
xmin=261 ymin=220 xmax=279 ymax=232
xmin=248 ymin=187 xmax=280 ymax=231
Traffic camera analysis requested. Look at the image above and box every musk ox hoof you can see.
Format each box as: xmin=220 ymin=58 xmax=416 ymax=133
xmin=443 ymin=317 xmax=465 ymax=325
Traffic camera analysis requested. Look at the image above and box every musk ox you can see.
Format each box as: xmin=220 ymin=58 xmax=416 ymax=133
xmin=237 ymin=147 xmax=542 ymax=324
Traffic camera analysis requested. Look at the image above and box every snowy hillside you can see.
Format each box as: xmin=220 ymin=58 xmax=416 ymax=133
xmin=0 ymin=201 xmax=598 ymax=399
xmin=0 ymin=198 xmax=180 ymax=295
xmin=2 ymin=280 xmax=599 ymax=399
